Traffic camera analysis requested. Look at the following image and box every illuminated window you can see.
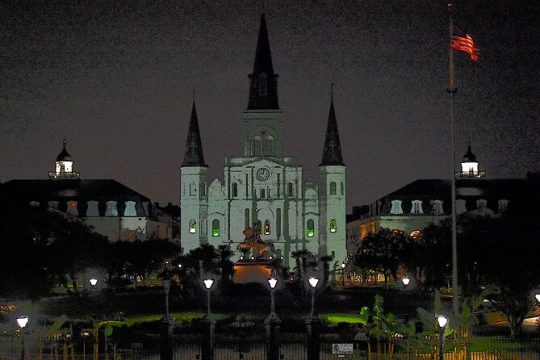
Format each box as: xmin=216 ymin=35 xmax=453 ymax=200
xmin=288 ymin=182 xmax=293 ymax=197
xmin=259 ymin=72 xmax=268 ymax=96
xmin=264 ymin=220 xmax=271 ymax=235
xmin=432 ymin=200 xmax=444 ymax=215
xmin=232 ymin=182 xmax=238 ymax=197
xmin=411 ymin=200 xmax=423 ymax=214
xmin=330 ymin=219 xmax=337 ymax=233
xmin=390 ymin=200 xmax=403 ymax=214
xmin=212 ymin=219 xmax=220 ymax=237
xmin=105 ymin=201 xmax=118 ymax=216
xmin=189 ymin=220 xmax=197 ymax=234
xmin=330 ymin=182 xmax=337 ymax=195
xmin=498 ymin=199 xmax=509 ymax=213
xmin=307 ymin=219 xmax=315 ymax=237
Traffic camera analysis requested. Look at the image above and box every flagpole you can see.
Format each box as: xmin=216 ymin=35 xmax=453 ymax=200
xmin=448 ymin=3 xmax=459 ymax=318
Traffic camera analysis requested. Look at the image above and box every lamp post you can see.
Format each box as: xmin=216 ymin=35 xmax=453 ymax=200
xmin=81 ymin=330 xmax=90 ymax=360
xmin=340 ymin=263 xmax=346 ymax=287
xmin=306 ymin=277 xmax=320 ymax=360
xmin=201 ymin=278 xmax=215 ymax=360
xmin=160 ymin=274 xmax=173 ymax=360
xmin=265 ymin=277 xmax=281 ymax=360
xmin=437 ymin=315 xmax=448 ymax=360
xmin=17 ymin=316 xmax=28 ymax=360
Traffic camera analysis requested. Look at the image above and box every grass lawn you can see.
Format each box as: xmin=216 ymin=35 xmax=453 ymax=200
xmin=320 ymin=313 xmax=364 ymax=325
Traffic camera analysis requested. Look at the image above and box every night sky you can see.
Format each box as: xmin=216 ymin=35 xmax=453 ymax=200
xmin=1 ymin=1 xmax=539 ymax=211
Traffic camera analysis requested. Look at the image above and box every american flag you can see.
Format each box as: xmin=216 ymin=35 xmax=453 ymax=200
xmin=451 ymin=27 xmax=479 ymax=62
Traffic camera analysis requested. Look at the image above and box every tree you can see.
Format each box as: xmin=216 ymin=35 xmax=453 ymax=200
xmin=354 ymin=228 xmax=407 ymax=287
xmin=459 ymin=211 xmax=540 ymax=337
xmin=402 ymin=221 xmax=452 ymax=290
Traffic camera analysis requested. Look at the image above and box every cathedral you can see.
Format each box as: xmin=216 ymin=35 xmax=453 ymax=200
xmin=180 ymin=15 xmax=347 ymax=267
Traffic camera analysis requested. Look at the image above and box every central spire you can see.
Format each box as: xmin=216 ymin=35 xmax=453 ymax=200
xmin=247 ymin=14 xmax=279 ymax=110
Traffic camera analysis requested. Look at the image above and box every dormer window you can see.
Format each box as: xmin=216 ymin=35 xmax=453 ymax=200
xmin=259 ymin=72 xmax=268 ymax=96
xmin=498 ymin=199 xmax=509 ymax=213
xmin=390 ymin=200 xmax=403 ymax=214
xmin=476 ymin=199 xmax=487 ymax=208
xmin=432 ymin=200 xmax=444 ymax=215
xmin=411 ymin=200 xmax=423 ymax=215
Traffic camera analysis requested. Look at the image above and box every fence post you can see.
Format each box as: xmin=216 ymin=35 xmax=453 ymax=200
xmin=305 ymin=317 xmax=321 ymax=360
xmin=160 ymin=319 xmax=174 ymax=360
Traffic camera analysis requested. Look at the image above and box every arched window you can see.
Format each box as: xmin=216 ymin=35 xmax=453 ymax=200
xmin=264 ymin=135 xmax=274 ymax=155
xmin=330 ymin=219 xmax=337 ymax=233
xmin=307 ymin=219 xmax=315 ymax=237
xmin=287 ymin=183 xmax=293 ymax=197
xmin=212 ymin=219 xmax=220 ymax=237
xmin=232 ymin=182 xmax=238 ymax=197
xmin=253 ymin=136 xmax=262 ymax=156
xmin=259 ymin=72 xmax=268 ymax=96
xmin=261 ymin=188 xmax=266 ymax=198
xmin=189 ymin=220 xmax=197 ymax=234
xmin=264 ymin=220 xmax=271 ymax=235
xmin=330 ymin=182 xmax=337 ymax=195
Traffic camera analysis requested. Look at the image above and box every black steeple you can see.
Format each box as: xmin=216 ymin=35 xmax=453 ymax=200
xmin=247 ymin=14 xmax=279 ymax=110
xmin=462 ymin=143 xmax=478 ymax=162
xmin=182 ymin=101 xmax=206 ymax=167
xmin=56 ymin=138 xmax=72 ymax=161
xmin=320 ymin=93 xmax=344 ymax=166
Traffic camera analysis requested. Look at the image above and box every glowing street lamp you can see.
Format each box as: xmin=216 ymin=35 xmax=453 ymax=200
xmin=203 ymin=279 xmax=214 ymax=318
xmin=535 ymin=293 xmax=540 ymax=304
xmin=402 ymin=276 xmax=410 ymax=288
xmin=436 ymin=315 xmax=448 ymax=360
xmin=268 ymin=278 xmax=278 ymax=317
xmin=89 ymin=278 xmax=98 ymax=287
xmin=17 ymin=316 xmax=28 ymax=360
xmin=308 ymin=277 xmax=319 ymax=318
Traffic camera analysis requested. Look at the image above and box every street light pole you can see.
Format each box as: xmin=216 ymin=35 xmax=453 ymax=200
xmin=266 ymin=278 xmax=281 ymax=360
xmin=160 ymin=274 xmax=173 ymax=360
xmin=340 ymin=263 xmax=346 ymax=288
xmin=17 ymin=316 xmax=28 ymax=360
xmin=437 ymin=315 xmax=448 ymax=360
xmin=201 ymin=278 xmax=215 ymax=360
xmin=306 ymin=277 xmax=320 ymax=360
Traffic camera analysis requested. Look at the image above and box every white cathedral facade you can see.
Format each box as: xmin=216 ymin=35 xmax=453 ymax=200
xmin=180 ymin=15 xmax=346 ymax=267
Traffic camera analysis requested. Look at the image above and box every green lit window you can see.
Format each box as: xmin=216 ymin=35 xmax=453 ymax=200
xmin=212 ymin=219 xmax=220 ymax=237
xmin=307 ymin=219 xmax=315 ymax=237
xmin=264 ymin=220 xmax=271 ymax=235
xmin=330 ymin=219 xmax=337 ymax=233
xmin=189 ymin=219 xmax=197 ymax=234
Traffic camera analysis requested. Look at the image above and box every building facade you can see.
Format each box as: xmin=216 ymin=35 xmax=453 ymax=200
xmin=346 ymin=146 xmax=536 ymax=255
xmin=2 ymin=140 xmax=175 ymax=242
xmin=180 ymin=15 xmax=347 ymax=266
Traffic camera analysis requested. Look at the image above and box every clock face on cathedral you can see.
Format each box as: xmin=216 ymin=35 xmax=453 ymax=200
xmin=256 ymin=167 xmax=270 ymax=181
